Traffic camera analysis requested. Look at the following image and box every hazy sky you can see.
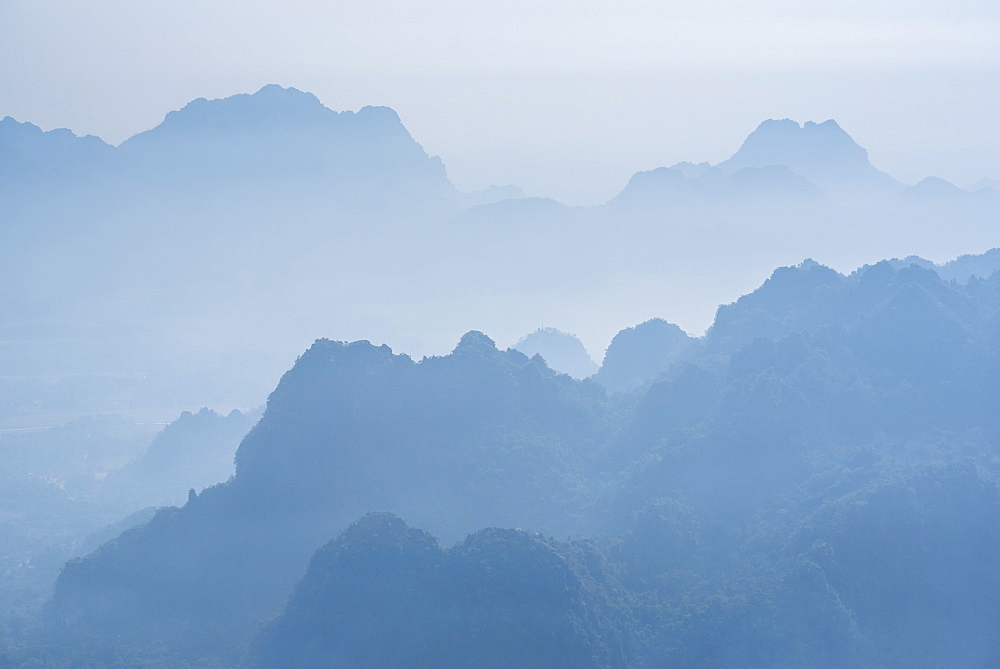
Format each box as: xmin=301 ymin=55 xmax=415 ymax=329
xmin=2 ymin=0 xmax=998 ymax=204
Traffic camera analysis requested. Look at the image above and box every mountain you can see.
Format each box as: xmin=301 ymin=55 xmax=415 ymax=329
xmin=0 ymin=84 xmax=474 ymax=420
xmin=883 ymin=248 xmax=1000 ymax=283
xmin=898 ymin=175 xmax=968 ymax=200
xmin=594 ymin=318 xmax=694 ymax=393
xmin=47 ymin=333 xmax=614 ymax=657
xmin=252 ymin=513 xmax=632 ymax=668
xmin=616 ymin=262 xmax=1000 ymax=665
xmin=0 ymin=415 xmax=160 ymax=631
xmin=6 ymin=94 xmax=998 ymax=431
xmin=100 ymin=407 xmax=259 ymax=511
xmin=0 ymin=403 xmax=270 ymax=651
xmin=967 ymin=177 xmax=1000 ymax=192
xmin=44 ymin=255 xmax=1000 ymax=665
xmin=0 ymin=116 xmax=114 ymax=183
xmin=705 ymin=258 xmax=848 ymax=353
xmin=513 ymin=327 xmax=598 ymax=379
xmin=610 ymin=163 xmax=825 ymax=207
xmin=5 ymin=87 xmax=1000 ymax=663
xmin=934 ymin=248 xmax=1000 ymax=282
xmin=455 ymin=183 xmax=526 ymax=207
xmin=608 ymin=119 xmax=902 ymax=209
xmin=612 ymin=118 xmax=905 ymax=208
xmin=716 ymin=118 xmax=903 ymax=204
xmin=3 ymin=85 xmax=459 ymax=212
xmin=116 ymin=84 xmax=455 ymax=204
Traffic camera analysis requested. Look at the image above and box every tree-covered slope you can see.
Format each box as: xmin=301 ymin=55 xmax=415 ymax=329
xmin=48 ymin=333 xmax=616 ymax=657
xmin=601 ymin=261 xmax=1000 ymax=665
xmin=45 ymin=259 xmax=1000 ymax=666
xmin=253 ymin=513 xmax=634 ymax=668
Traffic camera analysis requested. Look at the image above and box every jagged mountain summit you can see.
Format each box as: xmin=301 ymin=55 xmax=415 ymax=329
xmin=115 ymin=84 xmax=455 ymax=202
xmin=1 ymin=84 xmax=530 ymax=209
xmin=4 ymin=87 xmax=999 ymax=427
xmin=0 ymin=84 xmax=458 ymax=206
xmin=716 ymin=118 xmax=903 ymax=204
xmin=0 ymin=85 xmax=475 ymax=406
xmin=612 ymin=118 xmax=903 ymax=208
xmin=44 ymin=254 xmax=1000 ymax=666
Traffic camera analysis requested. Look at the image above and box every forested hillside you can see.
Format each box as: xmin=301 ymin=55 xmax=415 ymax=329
xmin=37 ymin=257 xmax=1000 ymax=666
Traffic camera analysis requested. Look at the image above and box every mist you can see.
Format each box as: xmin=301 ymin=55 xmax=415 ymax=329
xmin=3 ymin=88 xmax=997 ymax=416
xmin=2 ymin=1 xmax=998 ymax=203
xmin=3 ymin=1 xmax=1000 ymax=666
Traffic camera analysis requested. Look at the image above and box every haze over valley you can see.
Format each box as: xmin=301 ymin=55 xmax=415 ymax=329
xmin=3 ymin=84 xmax=998 ymax=422
xmin=2 ymin=1 xmax=1000 ymax=664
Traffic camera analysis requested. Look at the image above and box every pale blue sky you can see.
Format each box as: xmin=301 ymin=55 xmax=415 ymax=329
xmin=2 ymin=0 xmax=998 ymax=203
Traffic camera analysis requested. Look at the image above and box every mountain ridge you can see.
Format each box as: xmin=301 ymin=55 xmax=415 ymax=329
xmin=8 ymin=91 xmax=995 ymax=211
xmin=46 ymin=255 xmax=1000 ymax=665
xmin=716 ymin=118 xmax=902 ymax=204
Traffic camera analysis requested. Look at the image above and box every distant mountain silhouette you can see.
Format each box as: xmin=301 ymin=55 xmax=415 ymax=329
xmin=882 ymin=248 xmax=1000 ymax=283
xmin=717 ymin=119 xmax=903 ymax=205
xmin=2 ymin=84 xmax=459 ymax=217
xmin=100 ymin=407 xmax=258 ymax=510
xmin=879 ymin=174 xmax=1000 ymax=243
xmin=0 ymin=116 xmax=113 ymax=183
xmin=898 ymin=175 xmax=969 ymax=200
xmin=611 ymin=163 xmax=824 ymax=206
xmin=5 ymin=89 xmax=999 ymax=433
xmin=456 ymin=183 xmax=526 ymax=207
xmin=458 ymin=195 xmax=571 ymax=222
xmin=513 ymin=327 xmax=598 ymax=379
xmin=0 ymin=84 xmax=474 ymax=409
xmin=607 ymin=118 xmax=907 ymax=210
xmin=116 ymin=84 xmax=454 ymax=202
xmin=968 ymin=177 xmax=1000 ymax=192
